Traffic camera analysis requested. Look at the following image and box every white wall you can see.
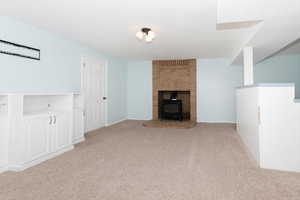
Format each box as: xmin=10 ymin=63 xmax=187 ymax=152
xmin=259 ymin=85 xmax=300 ymax=172
xmin=127 ymin=61 xmax=152 ymax=120
xmin=0 ymin=17 xmax=127 ymax=125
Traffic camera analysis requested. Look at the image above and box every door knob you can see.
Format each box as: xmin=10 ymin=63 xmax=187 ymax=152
xmin=103 ymin=97 xmax=107 ymax=100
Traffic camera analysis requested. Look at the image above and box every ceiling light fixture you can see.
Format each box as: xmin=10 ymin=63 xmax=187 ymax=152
xmin=136 ymin=27 xmax=155 ymax=43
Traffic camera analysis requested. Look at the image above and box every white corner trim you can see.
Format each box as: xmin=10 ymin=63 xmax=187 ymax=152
xmin=127 ymin=118 xmax=152 ymax=121
xmin=197 ymin=120 xmax=236 ymax=124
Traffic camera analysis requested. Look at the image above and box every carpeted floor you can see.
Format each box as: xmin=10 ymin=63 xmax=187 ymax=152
xmin=143 ymin=120 xmax=197 ymax=128
xmin=1 ymin=120 xmax=300 ymax=200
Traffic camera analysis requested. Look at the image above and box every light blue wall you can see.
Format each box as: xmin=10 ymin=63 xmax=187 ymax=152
xmin=254 ymin=55 xmax=300 ymax=97
xmin=3 ymin=18 xmax=299 ymax=124
xmin=197 ymin=56 xmax=300 ymax=122
xmin=127 ymin=56 xmax=300 ymax=123
xmin=0 ymin=17 xmax=127 ymax=124
xmin=197 ymin=59 xmax=243 ymax=122
xmin=127 ymin=61 xmax=152 ymax=120
xmin=0 ymin=17 xmax=85 ymax=92
xmin=107 ymin=59 xmax=128 ymax=123
xmin=126 ymin=59 xmax=243 ymax=122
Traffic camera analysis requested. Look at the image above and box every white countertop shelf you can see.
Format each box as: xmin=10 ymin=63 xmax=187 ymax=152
xmin=23 ymin=109 xmax=71 ymax=118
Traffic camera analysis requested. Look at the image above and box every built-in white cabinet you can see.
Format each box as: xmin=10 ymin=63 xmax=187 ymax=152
xmin=24 ymin=115 xmax=51 ymax=162
xmin=0 ymin=115 xmax=8 ymax=171
xmin=55 ymin=113 xmax=72 ymax=150
xmin=73 ymin=109 xmax=84 ymax=144
xmin=0 ymin=93 xmax=85 ymax=173
xmin=0 ymin=95 xmax=8 ymax=115
xmin=0 ymin=95 xmax=8 ymax=172
xmin=73 ymin=94 xmax=85 ymax=144
xmin=24 ymin=112 xmax=73 ymax=165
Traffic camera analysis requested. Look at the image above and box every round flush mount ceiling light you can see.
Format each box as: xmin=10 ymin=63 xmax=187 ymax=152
xmin=136 ymin=27 xmax=155 ymax=43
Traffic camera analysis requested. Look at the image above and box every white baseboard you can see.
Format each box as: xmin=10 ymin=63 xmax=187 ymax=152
xmin=73 ymin=136 xmax=85 ymax=145
xmin=125 ymin=119 xmax=234 ymax=122
xmin=0 ymin=165 xmax=8 ymax=173
xmin=197 ymin=121 xmax=236 ymax=124
xmin=0 ymin=160 xmax=8 ymax=173
xmin=7 ymin=145 xmax=74 ymax=172
xmin=127 ymin=118 xmax=152 ymax=121
xmin=106 ymin=118 xmax=127 ymax=127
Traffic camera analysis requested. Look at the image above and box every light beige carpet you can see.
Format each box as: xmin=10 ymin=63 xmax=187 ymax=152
xmin=1 ymin=120 xmax=300 ymax=200
xmin=143 ymin=120 xmax=197 ymax=128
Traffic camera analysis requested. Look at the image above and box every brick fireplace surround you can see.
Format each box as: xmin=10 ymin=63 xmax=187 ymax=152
xmin=152 ymin=59 xmax=197 ymax=122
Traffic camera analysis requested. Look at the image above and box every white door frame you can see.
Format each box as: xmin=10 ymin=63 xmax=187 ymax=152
xmin=80 ymin=56 xmax=108 ymax=133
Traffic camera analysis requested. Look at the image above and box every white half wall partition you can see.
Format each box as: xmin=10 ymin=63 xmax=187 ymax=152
xmin=236 ymin=86 xmax=260 ymax=163
xmin=236 ymin=83 xmax=300 ymax=172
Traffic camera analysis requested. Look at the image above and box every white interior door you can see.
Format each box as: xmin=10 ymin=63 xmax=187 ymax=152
xmin=81 ymin=56 xmax=107 ymax=132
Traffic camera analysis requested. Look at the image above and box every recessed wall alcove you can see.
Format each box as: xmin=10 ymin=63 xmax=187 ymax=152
xmin=152 ymin=59 xmax=197 ymax=122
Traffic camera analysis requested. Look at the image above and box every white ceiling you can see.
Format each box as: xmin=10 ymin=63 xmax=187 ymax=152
xmin=219 ymin=0 xmax=300 ymax=64
xmin=278 ymin=39 xmax=300 ymax=56
xmin=1 ymin=0 xmax=300 ymax=62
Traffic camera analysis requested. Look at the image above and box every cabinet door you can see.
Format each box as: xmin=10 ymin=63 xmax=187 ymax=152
xmin=25 ymin=116 xmax=50 ymax=161
xmin=55 ymin=114 xmax=72 ymax=151
xmin=73 ymin=109 xmax=84 ymax=143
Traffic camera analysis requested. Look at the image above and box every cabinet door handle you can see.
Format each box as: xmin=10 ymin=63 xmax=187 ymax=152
xmin=49 ymin=116 xmax=53 ymax=125
xmin=53 ymin=115 xmax=57 ymax=124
